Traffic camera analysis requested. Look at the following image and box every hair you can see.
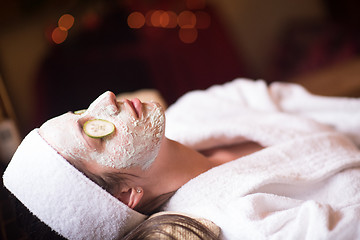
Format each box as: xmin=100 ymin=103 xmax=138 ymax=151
xmin=68 ymin=158 xmax=175 ymax=215
xmin=122 ymin=213 xmax=220 ymax=240
xmin=68 ymin=157 xmax=130 ymax=196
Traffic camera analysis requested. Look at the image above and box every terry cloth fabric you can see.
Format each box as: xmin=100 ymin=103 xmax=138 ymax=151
xmin=165 ymin=78 xmax=360 ymax=150
xmin=3 ymin=129 xmax=146 ymax=240
xmin=163 ymin=79 xmax=360 ymax=239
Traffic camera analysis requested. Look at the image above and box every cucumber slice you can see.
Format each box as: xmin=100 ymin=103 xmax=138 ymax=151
xmin=74 ymin=109 xmax=87 ymax=115
xmin=83 ymin=119 xmax=115 ymax=138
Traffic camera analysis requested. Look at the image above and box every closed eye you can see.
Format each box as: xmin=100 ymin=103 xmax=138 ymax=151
xmin=77 ymin=120 xmax=104 ymax=151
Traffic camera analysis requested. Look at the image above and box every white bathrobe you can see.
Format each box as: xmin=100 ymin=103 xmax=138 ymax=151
xmin=163 ymin=79 xmax=360 ymax=240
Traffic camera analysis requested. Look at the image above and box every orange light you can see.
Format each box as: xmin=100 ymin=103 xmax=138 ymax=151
xmin=195 ymin=11 xmax=211 ymax=29
xmin=178 ymin=28 xmax=198 ymax=43
xmin=145 ymin=10 xmax=155 ymax=26
xmin=160 ymin=11 xmax=177 ymax=28
xmin=58 ymin=14 xmax=74 ymax=31
xmin=127 ymin=12 xmax=145 ymax=29
xmin=178 ymin=11 xmax=196 ymax=29
xmin=159 ymin=12 xmax=169 ymax=28
xmin=51 ymin=27 xmax=68 ymax=44
xmin=151 ymin=10 xmax=164 ymax=27
xmin=186 ymin=0 xmax=206 ymax=10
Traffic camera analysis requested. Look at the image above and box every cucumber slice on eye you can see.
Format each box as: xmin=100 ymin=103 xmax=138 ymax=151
xmin=83 ymin=119 xmax=115 ymax=138
xmin=74 ymin=109 xmax=87 ymax=115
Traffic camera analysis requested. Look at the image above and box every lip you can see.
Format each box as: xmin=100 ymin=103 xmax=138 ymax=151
xmin=122 ymin=98 xmax=142 ymax=118
xmin=131 ymin=98 xmax=143 ymax=118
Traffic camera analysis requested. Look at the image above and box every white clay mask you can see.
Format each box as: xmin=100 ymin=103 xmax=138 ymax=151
xmin=39 ymin=91 xmax=165 ymax=170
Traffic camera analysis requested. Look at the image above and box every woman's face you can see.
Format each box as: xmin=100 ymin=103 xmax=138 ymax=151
xmin=39 ymin=91 xmax=165 ymax=170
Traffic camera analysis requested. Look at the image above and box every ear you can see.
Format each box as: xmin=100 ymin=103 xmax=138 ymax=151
xmin=116 ymin=187 xmax=143 ymax=209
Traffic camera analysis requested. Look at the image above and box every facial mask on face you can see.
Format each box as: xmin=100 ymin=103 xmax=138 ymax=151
xmin=41 ymin=92 xmax=166 ymax=171
xmin=80 ymin=92 xmax=165 ymax=170
xmin=95 ymin=103 xmax=165 ymax=170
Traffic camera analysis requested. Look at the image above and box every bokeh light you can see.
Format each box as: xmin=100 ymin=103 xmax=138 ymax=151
xmin=127 ymin=3 xmax=211 ymax=44
xmin=159 ymin=11 xmax=170 ymax=28
xmin=179 ymin=28 xmax=198 ymax=43
xmin=58 ymin=14 xmax=74 ymax=30
xmin=151 ymin=10 xmax=165 ymax=27
xmin=178 ymin=11 xmax=196 ymax=29
xmin=51 ymin=27 xmax=68 ymax=44
xmin=160 ymin=11 xmax=177 ymax=28
xmin=145 ymin=10 xmax=155 ymax=26
xmin=127 ymin=12 xmax=145 ymax=29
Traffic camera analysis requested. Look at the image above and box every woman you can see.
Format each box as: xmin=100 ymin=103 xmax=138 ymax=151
xmin=38 ymin=91 xmax=242 ymax=213
xmin=4 ymin=79 xmax=360 ymax=239
xmin=3 ymin=90 xmax=231 ymax=239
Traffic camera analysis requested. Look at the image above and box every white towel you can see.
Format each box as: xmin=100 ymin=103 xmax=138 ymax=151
xmin=3 ymin=129 xmax=146 ymax=240
xmin=163 ymin=79 xmax=360 ymax=239
xmin=165 ymin=78 xmax=360 ymax=149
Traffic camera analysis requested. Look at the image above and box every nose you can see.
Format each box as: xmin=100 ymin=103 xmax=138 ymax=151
xmin=87 ymin=91 xmax=119 ymax=114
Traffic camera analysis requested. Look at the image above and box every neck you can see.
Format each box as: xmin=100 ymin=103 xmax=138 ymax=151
xmin=165 ymin=138 xmax=217 ymax=185
xmin=141 ymin=137 xmax=218 ymax=202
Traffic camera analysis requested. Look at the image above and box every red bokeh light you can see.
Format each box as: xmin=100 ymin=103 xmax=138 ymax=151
xmin=58 ymin=14 xmax=74 ymax=31
xmin=51 ymin=27 xmax=68 ymax=44
xmin=178 ymin=11 xmax=196 ymax=29
xmin=178 ymin=28 xmax=198 ymax=43
xmin=127 ymin=12 xmax=145 ymax=29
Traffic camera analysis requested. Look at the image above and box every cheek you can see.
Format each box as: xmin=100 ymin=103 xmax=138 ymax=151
xmin=107 ymin=133 xmax=134 ymax=160
xmin=96 ymin=122 xmax=163 ymax=169
xmin=89 ymin=105 xmax=165 ymax=169
xmin=91 ymin=125 xmax=135 ymax=169
xmin=125 ymin=111 xmax=165 ymax=169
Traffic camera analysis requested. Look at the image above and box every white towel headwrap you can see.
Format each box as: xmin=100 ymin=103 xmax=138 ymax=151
xmin=3 ymin=129 xmax=146 ymax=240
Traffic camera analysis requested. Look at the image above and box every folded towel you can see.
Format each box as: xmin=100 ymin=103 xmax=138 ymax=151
xmin=3 ymin=129 xmax=146 ymax=240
